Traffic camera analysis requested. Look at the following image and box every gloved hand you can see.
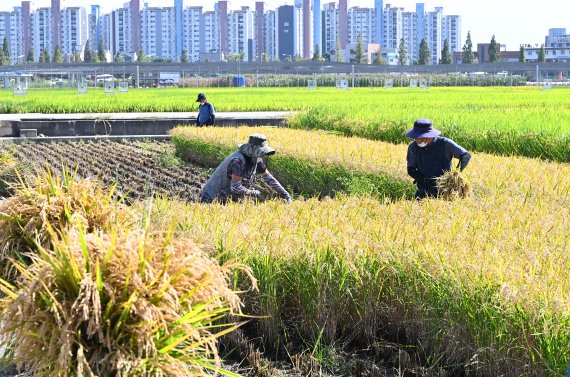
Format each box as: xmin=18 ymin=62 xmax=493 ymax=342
xmin=249 ymin=189 xmax=265 ymax=201
xmin=423 ymin=177 xmax=438 ymax=188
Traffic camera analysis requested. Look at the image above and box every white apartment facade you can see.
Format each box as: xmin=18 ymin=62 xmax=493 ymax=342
xmin=141 ymin=6 xmax=176 ymax=61
xmin=183 ymin=7 xmax=201 ymax=62
xmin=112 ymin=7 xmax=132 ymax=58
xmin=348 ymin=7 xmax=375 ymax=46
xmin=31 ymin=7 xmax=52 ymax=61
xmin=264 ymin=10 xmax=277 ymax=60
xmin=443 ymin=15 xmax=461 ymax=55
xmin=425 ymin=8 xmax=442 ymax=64
xmin=202 ymin=11 xmax=219 ymax=54
xmin=401 ymin=11 xmax=416 ymax=64
xmin=0 ymin=8 xmax=24 ymax=64
xmin=322 ymin=4 xmax=337 ymax=55
xmin=384 ymin=5 xmax=402 ymax=50
xmin=228 ymin=7 xmax=255 ymax=61
xmin=61 ymin=7 xmax=88 ymax=57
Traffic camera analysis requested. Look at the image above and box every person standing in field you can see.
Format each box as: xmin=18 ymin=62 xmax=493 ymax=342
xmin=406 ymin=118 xmax=472 ymax=199
xmin=195 ymin=93 xmax=215 ymax=126
xmin=200 ymin=133 xmax=292 ymax=204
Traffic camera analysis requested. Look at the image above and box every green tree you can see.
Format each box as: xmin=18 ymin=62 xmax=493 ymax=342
xmin=73 ymin=51 xmax=82 ymax=63
xmin=52 ymin=45 xmax=63 ymax=63
xmin=114 ymin=52 xmax=124 ymax=63
xmin=239 ymin=51 xmax=246 ymax=62
xmin=538 ymin=44 xmax=546 ymax=62
xmin=462 ymin=31 xmax=474 ymax=64
xmin=519 ymin=45 xmax=526 ymax=63
xmin=39 ymin=48 xmax=51 ymax=63
xmin=397 ymin=37 xmax=407 ymax=65
xmin=440 ymin=38 xmax=451 ymax=64
xmin=2 ymin=37 xmax=9 ymax=61
xmin=489 ymin=35 xmax=501 ymax=62
xmin=334 ymin=37 xmax=344 ymax=63
xmin=261 ymin=52 xmax=269 ymax=62
xmin=373 ymin=48 xmax=387 ymax=65
xmin=98 ymin=39 xmax=106 ymax=62
xmin=26 ymin=47 xmax=35 ymax=63
xmin=418 ymin=37 xmax=431 ymax=65
xmin=181 ymin=48 xmax=188 ymax=63
xmin=312 ymin=44 xmax=321 ymax=61
xmin=0 ymin=51 xmax=7 ymax=66
xmin=353 ymin=33 xmax=366 ymax=64
xmin=137 ymin=46 xmax=146 ymax=62
xmin=83 ymin=40 xmax=94 ymax=63
xmin=39 ymin=48 xmax=47 ymax=63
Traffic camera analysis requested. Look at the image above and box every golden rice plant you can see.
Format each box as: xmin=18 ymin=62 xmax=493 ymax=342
xmin=0 ymin=150 xmax=19 ymax=197
xmin=0 ymin=225 xmax=251 ymax=377
xmin=435 ymin=169 xmax=471 ymax=200
xmin=143 ymin=193 xmax=570 ymax=375
xmin=171 ymin=126 xmax=570 ymax=204
xmin=0 ymin=166 xmax=134 ymax=281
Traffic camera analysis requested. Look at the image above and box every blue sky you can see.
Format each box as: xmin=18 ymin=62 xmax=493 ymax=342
xmin=2 ymin=0 xmax=568 ymax=49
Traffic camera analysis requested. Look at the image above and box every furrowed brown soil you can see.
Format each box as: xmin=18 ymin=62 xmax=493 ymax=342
xmin=0 ymin=139 xmax=209 ymax=201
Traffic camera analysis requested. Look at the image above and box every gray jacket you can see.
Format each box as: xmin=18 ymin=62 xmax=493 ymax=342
xmin=201 ymin=151 xmax=258 ymax=201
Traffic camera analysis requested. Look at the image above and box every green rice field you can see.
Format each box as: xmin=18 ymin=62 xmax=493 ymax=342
xmin=2 ymin=86 xmax=569 ymax=161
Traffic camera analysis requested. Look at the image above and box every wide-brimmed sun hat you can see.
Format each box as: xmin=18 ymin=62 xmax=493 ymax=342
xmin=238 ymin=133 xmax=276 ymax=158
xmin=405 ymin=118 xmax=441 ymax=138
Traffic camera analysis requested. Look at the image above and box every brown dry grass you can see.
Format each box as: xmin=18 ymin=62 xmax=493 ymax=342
xmin=1 ymin=226 xmax=252 ymax=376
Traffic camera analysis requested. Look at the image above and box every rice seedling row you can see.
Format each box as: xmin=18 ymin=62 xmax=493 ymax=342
xmin=0 ymin=139 xmax=208 ymax=201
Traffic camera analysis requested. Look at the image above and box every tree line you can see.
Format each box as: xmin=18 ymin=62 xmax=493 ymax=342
xmin=1 ymin=32 xmax=548 ymax=66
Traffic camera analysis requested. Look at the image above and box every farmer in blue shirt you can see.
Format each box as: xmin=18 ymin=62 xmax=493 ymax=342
xmin=195 ymin=93 xmax=215 ymax=126
xmin=200 ymin=133 xmax=292 ymax=204
xmin=406 ymin=119 xmax=472 ymax=199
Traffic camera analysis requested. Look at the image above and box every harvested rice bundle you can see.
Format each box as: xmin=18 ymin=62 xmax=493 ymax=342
xmin=435 ymin=169 xmax=471 ymax=200
xmin=0 ymin=227 xmax=253 ymax=377
xmin=0 ymin=166 xmax=133 ymax=281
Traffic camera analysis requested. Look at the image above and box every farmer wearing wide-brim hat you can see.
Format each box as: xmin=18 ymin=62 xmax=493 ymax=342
xmin=406 ymin=119 xmax=472 ymax=199
xmin=200 ymin=133 xmax=292 ymax=204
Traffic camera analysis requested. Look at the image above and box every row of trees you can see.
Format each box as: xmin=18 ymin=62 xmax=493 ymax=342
xmin=308 ymin=31 xmax=512 ymax=66
xmin=3 ymin=32 xmax=549 ymax=66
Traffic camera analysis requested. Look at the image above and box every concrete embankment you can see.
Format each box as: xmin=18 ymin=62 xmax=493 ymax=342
xmin=0 ymin=111 xmax=291 ymax=138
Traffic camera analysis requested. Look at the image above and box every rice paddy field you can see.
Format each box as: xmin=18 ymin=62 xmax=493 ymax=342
xmin=0 ymin=86 xmax=569 ymax=376
xmin=1 ymin=86 xmax=569 ymax=162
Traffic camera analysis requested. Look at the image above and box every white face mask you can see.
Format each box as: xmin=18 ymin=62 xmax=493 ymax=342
xmin=417 ymin=141 xmax=428 ymax=148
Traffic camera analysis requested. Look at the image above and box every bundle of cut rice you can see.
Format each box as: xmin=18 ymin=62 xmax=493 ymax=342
xmin=435 ymin=169 xmax=471 ymax=200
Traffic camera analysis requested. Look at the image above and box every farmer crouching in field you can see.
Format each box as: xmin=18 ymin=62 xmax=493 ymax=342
xmin=406 ymin=119 xmax=472 ymax=199
xmin=195 ymin=93 xmax=215 ymax=126
xmin=200 ymin=133 xmax=292 ymax=204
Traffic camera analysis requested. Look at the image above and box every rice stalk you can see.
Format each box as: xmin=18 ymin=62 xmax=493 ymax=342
xmin=0 ymin=165 xmax=134 ymax=282
xmin=0 ymin=225 xmax=253 ymax=377
xmin=436 ymin=169 xmax=471 ymax=200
